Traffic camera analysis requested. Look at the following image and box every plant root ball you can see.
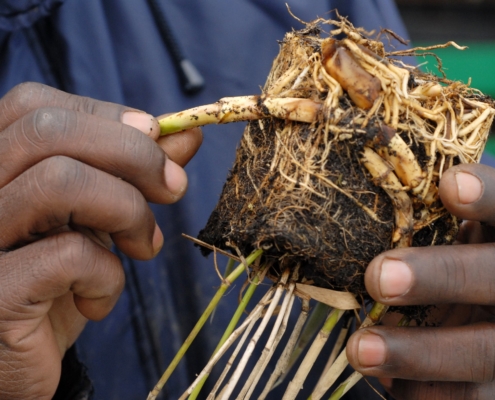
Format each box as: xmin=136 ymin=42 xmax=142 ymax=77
xmin=199 ymin=116 xmax=456 ymax=295
xmin=198 ymin=16 xmax=493 ymax=297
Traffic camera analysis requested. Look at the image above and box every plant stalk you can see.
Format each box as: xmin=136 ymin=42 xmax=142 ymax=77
xmin=310 ymin=302 xmax=389 ymax=399
xmin=241 ymin=283 xmax=296 ymax=399
xmin=159 ymin=96 xmax=322 ymax=135
xmin=187 ymin=272 xmax=262 ymax=399
xmin=328 ymin=371 xmax=363 ymax=400
xmin=283 ymin=308 xmax=345 ymax=400
xmin=147 ymin=249 xmax=263 ymax=400
xmin=277 ymin=301 xmax=331 ymax=386
xmin=219 ymin=270 xmax=291 ymax=400
xmin=259 ymin=298 xmax=311 ymax=399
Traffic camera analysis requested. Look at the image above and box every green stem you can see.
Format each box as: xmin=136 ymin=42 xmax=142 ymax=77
xmin=321 ymin=308 xmax=342 ymax=335
xmin=362 ymin=302 xmax=389 ymax=328
xmin=224 ymin=257 xmax=236 ymax=279
xmin=147 ymin=249 xmax=263 ymax=400
xmin=327 ymin=371 xmax=362 ymax=400
xmin=295 ymin=302 xmax=331 ymax=355
xmin=284 ymin=309 xmax=344 ymax=400
xmin=158 ymin=96 xmax=262 ymax=135
xmin=397 ymin=314 xmax=411 ymax=327
xmin=188 ymin=273 xmax=261 ymax=399
xmin=328 ymin=382 xmax=346 ymax=400
xmin=158 ymin=96 xmax=321 ymax=135
xmin=314 ymin=303 xmax=390 ymax=400
xmin=310 ymin=302 xmax=389 ymax=400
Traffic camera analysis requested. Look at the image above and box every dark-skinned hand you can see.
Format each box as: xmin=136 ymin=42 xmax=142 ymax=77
xmin=347 ymin=163 xmax=495 ymax=399
xmin=0 ymin=82 xmax=202 ymax=399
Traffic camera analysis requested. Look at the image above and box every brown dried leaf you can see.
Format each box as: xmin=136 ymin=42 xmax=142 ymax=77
xmin=295 ymin=283 xmax=360 ymax=310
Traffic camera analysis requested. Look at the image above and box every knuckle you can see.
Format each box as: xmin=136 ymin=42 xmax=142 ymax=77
xmin=52 ymin=232 xmax=88 ymax=270
xmin=0 ymin=255 xmax=26 ymax=307
xmin=31 ymin=107 xmax=74 ymax=143
xmin=51 ymin=233 xmax=102 ymax=282
xmin=0 ymin=83 xmax=45 ymax=129
xmin=35 ymin=156 xmax=84 ymax=196
xmin=437 ymin=245 xmax=495 ymax=304
xmin=5 ymin=82 xmax=45 ymax=112
xmin=69 ymin=94 xmax=99 ymax=115
xmin=52 ymin=232 xmax=123 ymax=295
xmin=0 ymin=233 xmax=108 ymax=304
xmin=68 ymin=94 xmax=123 ymax=120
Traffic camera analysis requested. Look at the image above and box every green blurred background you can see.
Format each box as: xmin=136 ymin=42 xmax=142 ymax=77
xmin=396 ymin=0 xmax=495 ymax=156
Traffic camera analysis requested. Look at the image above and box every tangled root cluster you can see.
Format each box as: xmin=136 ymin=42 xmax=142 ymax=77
xmin=199 ymin=15 xmax=494 ymax=295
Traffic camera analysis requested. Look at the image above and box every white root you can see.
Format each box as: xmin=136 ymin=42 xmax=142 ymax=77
xmin=239 ymin=283 xmax=296 ymax=399
xmin=258 ymin=299 xmax=311 ymax=399
xmin=207 ymin=313 xmax=260 ymax=400
xmin=316 ymin=318 xmax=352 ymax=388
xmin=282 ymin=309 xmax=345 ymax=400
xmin=180 ymin=289 xmax=274 ymax=399
xmin=361 ymin=146 xmax=413 ymax=247
xmin=309 ymin=345 xmax=350 ymax=400
xmin=219 ymin=271 xmax=291 ymax=400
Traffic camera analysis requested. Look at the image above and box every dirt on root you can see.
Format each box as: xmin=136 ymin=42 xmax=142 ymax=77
xmin=198 ymin=113 xmax=456 ymax=296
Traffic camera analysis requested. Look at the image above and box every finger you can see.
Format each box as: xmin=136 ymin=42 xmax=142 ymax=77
xmin=439 ymin=164 xmax=495 ymax=225
xmin=156 ymin=127 xmax=203 ymax=167
xmin=364 ymin=243 xmax=495 ymax=306
xmin=456 ymin=220 xmax=484 ymax=244
xmin=48 ymin=292 xmax=88 ymax=353
xmin=456 ymin=220 xmax=495 ymax=245
xmin=0 ymin=107 xmax=186 ymax=203
xmin=0 ymin=232 xmax=124 ymax=343
xmin=0 ymin=82 xmax=160 ymax=137
xmin=0 ymin=156 xmax=163 ymax=259
xmin=385 ymin=378 xmax=495 ymax=400
xmin=347 ymin=323 xmax=495 ymax=383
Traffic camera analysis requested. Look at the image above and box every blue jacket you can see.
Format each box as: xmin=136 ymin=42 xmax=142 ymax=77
xmin=0 ymin=1 xmax=410 ymax=399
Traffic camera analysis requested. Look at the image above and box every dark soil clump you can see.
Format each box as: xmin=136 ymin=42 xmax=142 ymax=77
xmin=199 ymin=117 xmax=394 ymax=295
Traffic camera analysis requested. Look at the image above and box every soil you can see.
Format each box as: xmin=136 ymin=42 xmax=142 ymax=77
xmin=198 ymin=111 xmax=457 ymax=297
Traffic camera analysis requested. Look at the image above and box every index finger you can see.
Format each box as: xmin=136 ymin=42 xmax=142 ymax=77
xmin=0 ymin=82 xmax=160 ymax=138
xmin=346 ymin=323 xmax=495 ymax=385
xmin=364 ymin=243 xmax=495 ymax=306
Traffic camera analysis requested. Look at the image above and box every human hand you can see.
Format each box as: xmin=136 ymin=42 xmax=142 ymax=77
xmin=347 ymin=163 xmax=495 ymax=399
xmin=0 ymin=82 xmax=202 ymax=399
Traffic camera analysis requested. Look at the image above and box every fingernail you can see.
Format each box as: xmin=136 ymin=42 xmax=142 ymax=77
xmin=455 ymin=172 xmax=482 ymax=204
xmin=122 ymin=111 xmax=154 ymax=135
xmin=380 ymin=259 xmax=412 ymax=298
xmin=153 ymin=224 xmax=163 ymax=255
xmin=164 ymin=159 xmax=187 ymax=196
xmin=358 ymin=332 xmax=386 ymax=367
